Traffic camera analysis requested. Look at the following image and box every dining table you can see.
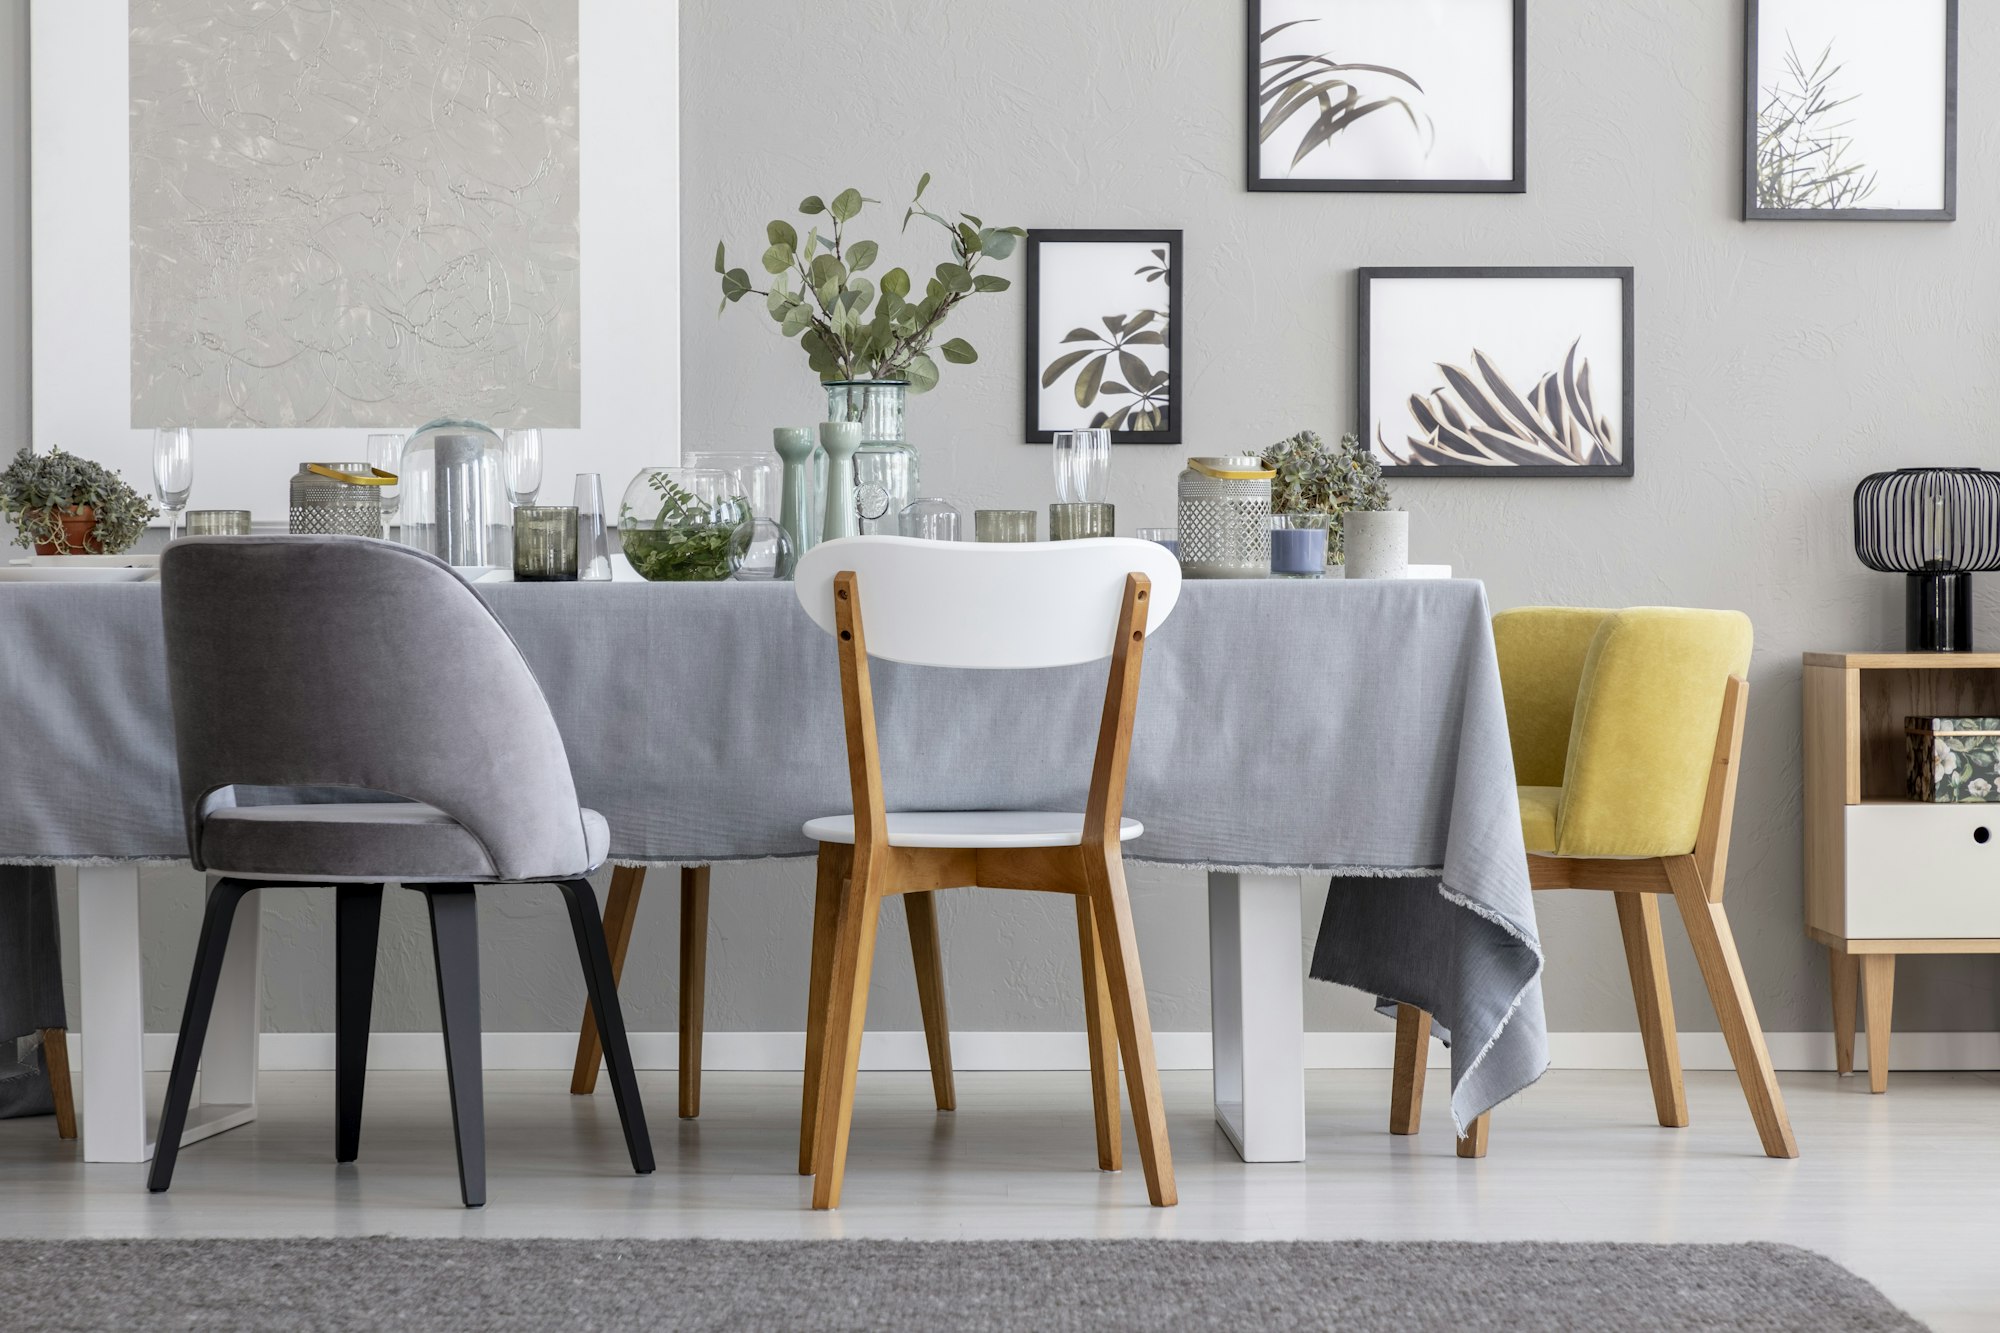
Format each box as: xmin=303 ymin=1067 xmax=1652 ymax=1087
xmin=0 ymin=572 xmax=1545 ymax=1166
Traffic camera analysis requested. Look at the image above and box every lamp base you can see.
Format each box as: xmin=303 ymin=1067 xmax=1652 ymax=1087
xmin=1906 ymin=572 xmax=1975 ymax=652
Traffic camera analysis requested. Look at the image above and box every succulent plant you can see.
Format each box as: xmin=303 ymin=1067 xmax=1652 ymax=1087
xmin=716 ymin=174 xmax=1023 ymax=393
xmin=0 ymin=445 xmax=159 ymax=553
xmin=1260 ymin=430 xmax=1391 ymax=564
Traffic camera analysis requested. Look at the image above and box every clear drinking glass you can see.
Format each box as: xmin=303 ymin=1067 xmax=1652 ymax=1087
xmin=898 ymin=498 xmax=961 ymax=541
xmin=503 ymin=428 xmax=544 ymax=507
xmin=152 ymin=427 xmax=193 ymax=541
xmin=365 ymin=432 xmax=404 ymax=526
xmin=974 ymin=509 xmax=1038 ymax=543
xmin=573 ymin=472 xmax=612 ymax=580
xmin=1052 ymin=428 xmax=1111 ymax=504
xmin=1134 ymin=526 xmax=1179 ymax=556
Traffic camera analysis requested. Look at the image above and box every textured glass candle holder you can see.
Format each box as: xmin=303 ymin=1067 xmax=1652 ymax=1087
xmin=1050 ymin=502 xmax=1115 ymax=541
xmin=186 ymin=510 xmax=253 ymax=537
xmin=512 ymin=506 xmax=578 ymax=582
xmin=974 ymin=509 xmax=1037 ymax=543
xmin=1270 ymin=513 xmax=1330 ymax=578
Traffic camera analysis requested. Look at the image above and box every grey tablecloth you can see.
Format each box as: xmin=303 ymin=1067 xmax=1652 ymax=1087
xmin=0 ymin=579 xmax=1544 ymax=1125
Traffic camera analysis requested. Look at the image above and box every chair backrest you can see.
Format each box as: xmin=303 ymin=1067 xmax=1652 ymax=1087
xmin=794 ymin=537 xmax=1182 ymax=668
xmin=1493 ymin=606 xmax=1610 ymax=788
xmin=1499 ymin=606 xmax=1752 ymax=859
xmin=159 ymin=536 xmax=590 ymax=879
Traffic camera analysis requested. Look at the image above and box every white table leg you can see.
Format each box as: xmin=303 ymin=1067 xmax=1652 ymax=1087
xmin=77 ymin=866 xmax=149 ymax=1163
xmin=74 ymin=865 xmax=260 ymax=1163
xmin=1207 ymin=871 xmax=1307 ymax=1162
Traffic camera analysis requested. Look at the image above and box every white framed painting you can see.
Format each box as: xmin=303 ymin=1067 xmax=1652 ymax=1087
xmin=1745 ymin=0 xmax=1956 ymax=221
xmin=1360 ymin=268 xmax=1635 ymax=479
xmin=1248 ymin=0 xmax=1525 ymax=193
xmin=1024 ymin=230 xmax=1182 ymax=445
xmin=31 ymin=0 xmax=679 ymax=521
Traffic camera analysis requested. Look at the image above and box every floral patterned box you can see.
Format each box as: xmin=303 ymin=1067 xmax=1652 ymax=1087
xmin=1907 ymin=717 xmax=2000 ymax=802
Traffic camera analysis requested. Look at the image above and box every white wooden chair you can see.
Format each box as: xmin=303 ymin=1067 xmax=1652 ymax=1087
xmin=792 ymin=536 xmax=1184 ymax=1210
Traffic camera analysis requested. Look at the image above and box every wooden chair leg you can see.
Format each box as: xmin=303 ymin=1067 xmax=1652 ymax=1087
xmin=1085 ymin=851 xmax=1176 ymax=1207
xmin=570 ymin=865 xmax=646 ymax=1094
xmin=679 ymin=866 xmax=710 ymax=1119
xmin=334 ymin=885 xmax=384 ymax=1163
xmin=40 ymin=1028 xmax=76 ymax=1141
xmin=1861 ymin=953 xmax=1894 ymax=1095
xmin=147 ymin=879 xmax=256 ymax=1193
xmin=905 ymin=890 xmax=956 ymax=1113
xmin=811 ymin=863 xmax=886 ymax=1210
xmin=799 ymin=848 xmax=848 ymax=1177
xmin=1389 ymin=1004 xmax=1430 ymax=1135
xmin=1614 ymin=891 xmax=1689 ymax=1129
xmin=1076 ymin=894 xmax=1121 ymax=1171
xmin=1456 ymin=1111 xmax=1490 ymax=1158
xmin=1829 ymin=946 xmax=1859 ymax=1077
xmin=1665 ymin=860 xmax=1799 ymax=1158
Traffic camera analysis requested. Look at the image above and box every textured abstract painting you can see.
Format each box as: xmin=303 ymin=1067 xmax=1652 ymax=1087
xmin=129 ymin=1 xmax=580 ymax=429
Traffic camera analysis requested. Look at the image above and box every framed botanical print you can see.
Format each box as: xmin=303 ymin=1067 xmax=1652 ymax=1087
xmin=1745 ymin=0 xmax=1957 ymax=221
xmin=1248 ymin=0 xmax=1526 ymax=193
xmin=1024 ymin=230 xmax=1183 ymax=445
xmin=1359 ymin=267 xmax=1635 ymax=479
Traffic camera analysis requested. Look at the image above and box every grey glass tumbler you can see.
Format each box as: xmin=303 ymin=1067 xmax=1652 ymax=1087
xmin=513 ymin=505 xmax=579 ymax=582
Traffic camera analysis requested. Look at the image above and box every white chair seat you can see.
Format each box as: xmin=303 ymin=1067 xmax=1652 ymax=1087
xmin=802 ymin=810 xmax=1144 ymax=849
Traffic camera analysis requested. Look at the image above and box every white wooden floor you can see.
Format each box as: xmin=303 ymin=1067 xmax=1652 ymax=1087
xmin=2 ymin=1067 xmax=1994 ymax=1329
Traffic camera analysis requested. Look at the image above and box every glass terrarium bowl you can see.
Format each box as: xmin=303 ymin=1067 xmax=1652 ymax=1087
xmin=618 ymin=467 xmax=750 ymax=582
xmin=397 ymin=418 xmax=511 ymax=569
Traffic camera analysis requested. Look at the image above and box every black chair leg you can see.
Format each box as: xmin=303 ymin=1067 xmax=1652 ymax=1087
xmin=334 ymin=884 xmax=384 ymax=1164
xmin=557 ymin=878 xmax=656 ymax=1175
xmin=423 ymin=886 xmax=486 ymax=1208
xmin=148 ymin=879 xmax=257 ymax=1194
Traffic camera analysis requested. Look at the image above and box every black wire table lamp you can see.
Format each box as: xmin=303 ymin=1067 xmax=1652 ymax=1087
xmin=1854 ymin=468 xmax=2000 ymax=652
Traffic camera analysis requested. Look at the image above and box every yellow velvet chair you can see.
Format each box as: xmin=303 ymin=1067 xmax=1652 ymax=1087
xmin=1391 ymin=607 xmax=1799 ymax=1160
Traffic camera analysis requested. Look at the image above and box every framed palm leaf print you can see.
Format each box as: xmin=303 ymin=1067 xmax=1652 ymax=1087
xmin=1248 ymin=0 xmax=1526 ymax=193
xmin=1024 ymin=230 xmax=1182 ymax=445
xmin=1359 ymin=267 xmax=1635 ymax=479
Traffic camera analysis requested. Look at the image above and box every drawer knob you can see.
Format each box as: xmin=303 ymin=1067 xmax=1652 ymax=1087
xmin=1978 ymin=827 xmax=1992 ymax=845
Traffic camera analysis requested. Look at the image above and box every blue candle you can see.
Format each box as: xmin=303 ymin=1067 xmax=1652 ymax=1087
xmin=1270 ymin=526 xmax=1327 ymax=578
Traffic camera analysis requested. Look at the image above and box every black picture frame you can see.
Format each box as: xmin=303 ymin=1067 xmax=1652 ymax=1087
xmin=1246 ymin=0 xmax=1527 ymax=194
xmin=1743 ymin=0 xmax=1958 ymax=222
xmin=1023 ymin=229 xmax=1184 ymax=445
xmin=1358 ymin=266 xmax=1636 ymax=480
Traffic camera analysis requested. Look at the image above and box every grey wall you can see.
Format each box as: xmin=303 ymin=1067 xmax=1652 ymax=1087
xmin=9 ymin=0 xmax=1999 ymax=1044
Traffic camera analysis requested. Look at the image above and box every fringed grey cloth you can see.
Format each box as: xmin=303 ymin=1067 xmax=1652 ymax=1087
xmin=0 ymin=867 xmax=66 ymax=1118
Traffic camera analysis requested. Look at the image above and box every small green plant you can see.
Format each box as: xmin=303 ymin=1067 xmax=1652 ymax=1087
xmin=716 ymin=174 xmax=1023 ymax=392
xmin=618 ymin=472 xmax=746 ymax=582
xmin=0 ymin=445 xmax=158 ymax=553
xmin=1260 ymin=430 xmax=1392 ymax=564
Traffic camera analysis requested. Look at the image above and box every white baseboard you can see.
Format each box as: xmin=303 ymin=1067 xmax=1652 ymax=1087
xmin=69 ymin=1029 xmax=2000 ymax=1075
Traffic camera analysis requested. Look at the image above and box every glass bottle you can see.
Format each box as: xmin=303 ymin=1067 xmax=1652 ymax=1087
xmin=826 ymin=380 xmax=918 ymax=536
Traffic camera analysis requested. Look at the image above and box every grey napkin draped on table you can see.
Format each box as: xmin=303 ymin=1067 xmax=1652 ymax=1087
xmin=0 ymin=574 xmax=1546 ymax=1128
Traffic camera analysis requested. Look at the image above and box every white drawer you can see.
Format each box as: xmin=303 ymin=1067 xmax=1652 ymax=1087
xmin=1846 ymin=803 xmax=2000 ymax=938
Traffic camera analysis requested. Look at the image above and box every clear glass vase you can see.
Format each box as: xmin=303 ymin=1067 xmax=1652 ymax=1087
xmin=397 ymin=419 xmax=509 ymax=568
xmin=825 ymin=380 xmax=918 ymax=536
xmin=617 ymin=467 xmax=748 ymax=582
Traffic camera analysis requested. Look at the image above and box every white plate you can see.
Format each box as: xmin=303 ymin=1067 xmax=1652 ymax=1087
xmin=0 ymin=555 xmax=159 ymax=583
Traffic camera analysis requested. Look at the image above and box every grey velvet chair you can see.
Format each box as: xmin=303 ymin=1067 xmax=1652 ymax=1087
xmin=150 ymin=536 xmax=652 ymax=1206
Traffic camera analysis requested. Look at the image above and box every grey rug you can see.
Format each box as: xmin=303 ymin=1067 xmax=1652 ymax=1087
xmin=0 ymin=1239 xmax=1920 ymax=1332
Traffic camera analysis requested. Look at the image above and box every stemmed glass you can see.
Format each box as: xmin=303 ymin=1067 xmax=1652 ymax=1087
xmin=152 ymin=427 xmax=193 ymax=542
xmin=365 ymin=432 xmax=404 ymax=531
xmin=503 ymin=428 xmax=544 ymax=507
xmin=1052 ymin=428 xmax=1110 ymax=504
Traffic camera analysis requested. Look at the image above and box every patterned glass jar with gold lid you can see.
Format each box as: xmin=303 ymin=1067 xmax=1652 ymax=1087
xmin=288 ymin=463 xmax=392 ymax=538
xmin=1177 ymin=455 xmax=1274 ymax=578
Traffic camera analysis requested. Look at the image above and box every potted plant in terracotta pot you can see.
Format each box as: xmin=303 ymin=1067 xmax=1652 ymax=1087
xmin=1 ymin=446 xmax=158 ymax=555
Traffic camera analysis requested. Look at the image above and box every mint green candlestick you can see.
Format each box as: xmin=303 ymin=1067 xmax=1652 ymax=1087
xmin=774 ymin=426 xmax=817 ymax=557
xmin=819 ymin=421 xmax=863 ymax=543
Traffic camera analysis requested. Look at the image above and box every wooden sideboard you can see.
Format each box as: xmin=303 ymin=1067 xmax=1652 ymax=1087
xmin=1804 ymin=651 xmax=2000 ymax=1092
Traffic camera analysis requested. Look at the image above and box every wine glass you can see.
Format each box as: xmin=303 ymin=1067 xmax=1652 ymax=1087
xmin=503 ymin=428 xmax=543 ymax=507
xmin=1052 ymin=428 xmax=1110 ymax=504
xmin=152 ymin=427 xmax=193 ymax=542
xmin=365 ymin=432 xmax=404 ymax=528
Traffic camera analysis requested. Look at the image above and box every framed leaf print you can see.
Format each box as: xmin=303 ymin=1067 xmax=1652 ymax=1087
xmin=1024 ymin=230 xmax=1182 ymax=445
xmin=1744 ymin=0 xmax=1957 ymax=221
xmin=1359 ymin=267 xmax=1635 ymax=479
xmin=1248 ymin=0 xmax=1526 ymax=193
